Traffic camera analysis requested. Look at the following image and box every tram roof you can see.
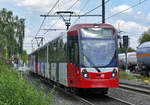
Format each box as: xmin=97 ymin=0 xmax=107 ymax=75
xmin=68 ymin=23 xmax=117 ymax=31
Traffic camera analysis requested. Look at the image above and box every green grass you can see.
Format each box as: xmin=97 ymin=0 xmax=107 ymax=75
xmin=0 ymin=65 xmax=55 ymax=105
xmin=119 ymin=71 xmax=136 ymax=80
xmin=140 ymin=76 xmax=150 ymax=81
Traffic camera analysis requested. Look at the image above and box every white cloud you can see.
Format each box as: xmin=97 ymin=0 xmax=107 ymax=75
xmin=15 ymin=0 xmax=51 ymax=7
xmin=111 ymin=5 xmax=133 ymax=15
xmin=0 ymin=0 xmax=81 ymax=13
xmin=134 ymin=11 xmax=144 ymax=19
xmin=114 ymin=19 xmax=148 ymax=34
xmin=137 ymin=11 xmax=142 ymax=15
xmin=113 ymin=19 xmax=148 ymax=49
xmin=14 ymin=0 xmax=55 ymax=12
xmin=14 ymin=0 xmax=81 ymax=12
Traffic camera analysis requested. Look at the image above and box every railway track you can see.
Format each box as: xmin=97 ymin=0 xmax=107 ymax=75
xmin=119 ymin=82 xmax=150 ymax=95
xmin=29 ymin=73 xmax=134 ymax=105
xmin=57 ymin=88 xmax=134 ymax=105
xmin=38 ymin=76 xmax=94 ymax=105
xmin=106 ymin=95 xmax=134 ymax=105
xmin=80 ymin=94 xmax=134 ymax=105
xmin=57 ymin=87 xmax=94 ymax=105
xmin=54 ymin=84 xmax=134 ymax=105
xmin=40 ymin=77 xmax=134 ymax=105
xmin=57 ymin=87 xmax=134 ymax=105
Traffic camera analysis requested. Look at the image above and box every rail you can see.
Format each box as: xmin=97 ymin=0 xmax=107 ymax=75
xmin=119 ymin=82 xmax=150 ymax=95
xmin=106 ymin=95 xmax=134 ymax=105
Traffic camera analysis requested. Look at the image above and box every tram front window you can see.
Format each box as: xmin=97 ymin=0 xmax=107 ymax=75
xmin=81 ymin=39 xmax=116 ymax=67
xmin=80 ymin=28 xmax=117 ymax=68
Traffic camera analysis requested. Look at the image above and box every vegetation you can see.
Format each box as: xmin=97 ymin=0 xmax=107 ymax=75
xmin=0 ymin=65 xmax=55 ymax=105
xmin=0 ymin=56 xmax=55 ymax=105
xmin=0 ymin=8 xmax=55 ymax=105
xmin=119 ymin=71 xmax=136 ymax=80
xmin=21 ymin=50 xmax=28 ymax=63
xmin=139 ymin=28 xmax=150 ymax=44
xmin=139 ymin=76 xmax=150 ymax=82
xmin=119 ymin=47 xmax=135 ymax=53
xmin=0 ymin=8 xmax=25 ymax=58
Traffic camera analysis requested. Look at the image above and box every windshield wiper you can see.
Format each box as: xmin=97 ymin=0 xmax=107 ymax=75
xmin=83 ymin=54 xmax=101 ymax=72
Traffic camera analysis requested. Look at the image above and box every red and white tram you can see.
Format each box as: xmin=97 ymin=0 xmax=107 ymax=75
xmin=28 ymin=24 xmax=119 ymax=94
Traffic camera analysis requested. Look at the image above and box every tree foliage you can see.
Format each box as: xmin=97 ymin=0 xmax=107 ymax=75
xmin=0 ymin=8 xmax=25 ymax=58
xmin=21 ymin=50 xmax=28 ymax=63
xmin=139 ymin=28 xmax=150 ymax=44
xmin=119 ymin=47 xmax=135 ymax=53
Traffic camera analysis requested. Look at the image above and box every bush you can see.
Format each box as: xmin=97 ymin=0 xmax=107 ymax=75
xmin=119 ymin=71 xmax=136 ymax=80
xmin=0 ymin=54 xmax=10 ymax=66
xmin=0 ymin=65 xmax=55 ymax=105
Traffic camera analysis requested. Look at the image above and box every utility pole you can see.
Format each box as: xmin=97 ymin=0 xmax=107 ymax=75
xmin=102 ymin=0 xmax=105 ymax=23
xmin=125 ymin=46 xmax=128 ymax=72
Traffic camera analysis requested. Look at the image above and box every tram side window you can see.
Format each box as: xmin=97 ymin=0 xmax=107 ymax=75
xmin=70 ymin=41 xmax=74 ymax=62
xmin=74 ymin=43 xmax=79 ymax=65
xmin=68 ymin=40 xmax=79 ymax=66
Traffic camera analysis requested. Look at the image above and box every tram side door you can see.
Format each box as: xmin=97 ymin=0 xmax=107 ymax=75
xmin=68 ymin=36 xmax=80 ymax=86
xmin=35 ymin=52 xmax=38 ymax=74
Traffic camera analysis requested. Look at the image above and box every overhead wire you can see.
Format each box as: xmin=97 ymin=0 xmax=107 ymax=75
xmin=43 ymin=0 xmax=110 ymax=43
xmin=43 ymin=0 xmax=111 ymax=34
xmin=84 ymin=0 xmax=110 ymax=15
xmin=31 ymin=0 xmax=60 ymax=50
xmin=43 ymin=0 xmax=81 ymax=35
xmin=33 ymin=0 xmax=60 ymax=39
xmin=72 ymin=0 xmax=90 ymax=25
xmin=68 ymin=0 xmax=81 ymax=10
xmin=98 ymin=0 xmax=148 ymax=23
xmin=73 ymin=0 xmax=110 ymax=25
xmin=30 ymin=0 xmax=148 ymax=51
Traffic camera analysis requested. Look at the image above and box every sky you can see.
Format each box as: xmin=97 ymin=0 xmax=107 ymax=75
xmin=0 ymin=0 xmax=150 ymax=54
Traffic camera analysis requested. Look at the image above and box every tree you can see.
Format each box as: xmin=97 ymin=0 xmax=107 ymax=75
xmin=0 ymin=8 xmax=25 ymax=59
xmin=21 ymin=50 xmax=28 ymax=63
xmin=119 ymin=47 xmax=135 ymax=53
xmin=139 ymin=29 xmax=150 ymax=44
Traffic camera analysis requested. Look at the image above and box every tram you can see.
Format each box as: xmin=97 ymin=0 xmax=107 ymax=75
xmin=28 ymin=24 xmax=119 ymax=94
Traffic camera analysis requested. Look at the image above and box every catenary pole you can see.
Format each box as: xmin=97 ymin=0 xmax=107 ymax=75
xmin=102 ymin=0 xmax=105 ymax=23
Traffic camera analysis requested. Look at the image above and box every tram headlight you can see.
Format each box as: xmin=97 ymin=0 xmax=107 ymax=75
xmin=112 ymin=73 xmax=115 ymax=77
xmin=84 ymin=74 xmax=88 ymax=78
xmin=82 ymin=69 xmax=89 ymax=79
xmin=111 ymin=69 xmax=117 ymax=78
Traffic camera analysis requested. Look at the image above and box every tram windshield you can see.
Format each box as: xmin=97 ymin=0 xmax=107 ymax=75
xmin=80 ymin=28 xmax=117 ymax=67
